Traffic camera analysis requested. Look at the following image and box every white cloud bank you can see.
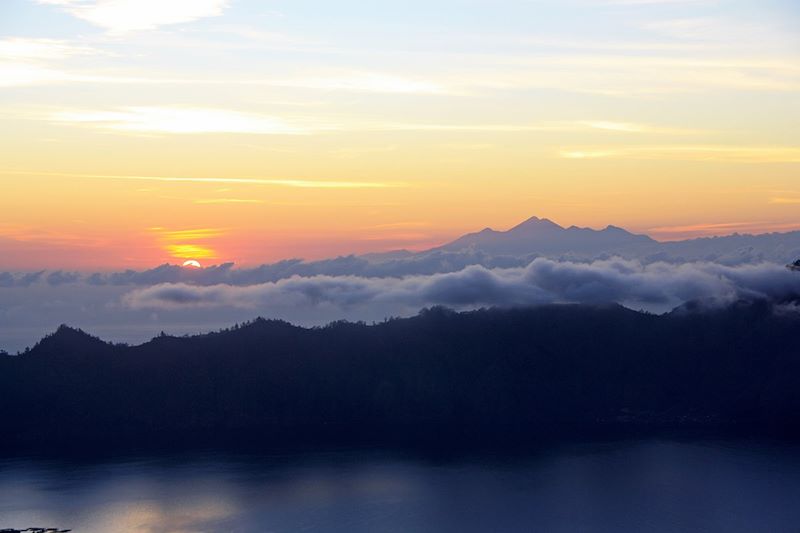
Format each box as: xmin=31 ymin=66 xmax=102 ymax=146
xmin=3 ymin=258 xmax=800 ymax=353
xmin=122 ymin=258 xmax=800 ymax=312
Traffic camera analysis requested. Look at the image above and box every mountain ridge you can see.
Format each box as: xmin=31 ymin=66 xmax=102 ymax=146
xmin=429 ymin=215 xmax=655 ymax=257
xmin=363 ymin=215 xmax=800 ymax=265
xmin=2 ymin=301 xmax=799 ymax=451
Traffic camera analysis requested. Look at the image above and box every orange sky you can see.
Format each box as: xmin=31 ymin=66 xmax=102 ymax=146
xmin=1 ymin=0 xmax=799 ymax=269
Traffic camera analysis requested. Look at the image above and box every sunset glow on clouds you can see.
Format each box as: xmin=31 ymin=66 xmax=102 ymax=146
xmin=1 ymin=0 xmax=799 ymax=268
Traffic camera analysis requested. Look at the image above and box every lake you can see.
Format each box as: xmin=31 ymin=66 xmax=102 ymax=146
xmin=2 ymin=439 xmax=799 ymax=532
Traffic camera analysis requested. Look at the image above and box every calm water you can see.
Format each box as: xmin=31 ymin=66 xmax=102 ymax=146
xmin=2 ymin=439 xmax=800 ymax=532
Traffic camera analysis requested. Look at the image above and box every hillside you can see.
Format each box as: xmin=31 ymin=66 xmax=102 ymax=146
xmin=2 ymin=302 xmax=800 ymax=450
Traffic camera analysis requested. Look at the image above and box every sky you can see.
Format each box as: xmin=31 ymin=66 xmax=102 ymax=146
xmin=1 ymin=0 xmax=799 ymax=269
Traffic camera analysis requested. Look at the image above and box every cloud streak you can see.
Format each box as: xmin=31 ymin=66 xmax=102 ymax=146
xmin=0 ymin=170 xmax=404 ymax=189
xmin=376 ymin=120 xmax=703 ymax=135
xmin=41 ymin=105 xmax=708 ymax=138
xmin=559 ymin=145 xmax=800 ymax=163
xmin=51 ymin=107 xmax=316 ymax=135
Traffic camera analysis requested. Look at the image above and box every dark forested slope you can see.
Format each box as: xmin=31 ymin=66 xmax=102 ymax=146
xmin=2 ymin=301 xmax=799 ymax=449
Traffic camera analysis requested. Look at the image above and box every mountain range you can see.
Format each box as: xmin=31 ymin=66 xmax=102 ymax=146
xmin=430 ymin=216 xmax=656 ymax=257
xmin=3 ymin=215 xmax=800 ymax=356
xmin=401 ymin=215 xmax=800 ymax=265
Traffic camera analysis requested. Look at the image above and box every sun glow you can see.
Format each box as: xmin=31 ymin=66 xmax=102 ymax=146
xmin=168 ymin=244 xmax=216 ymax=260
xmin=182 ymin=259 xmax=202 ymax=268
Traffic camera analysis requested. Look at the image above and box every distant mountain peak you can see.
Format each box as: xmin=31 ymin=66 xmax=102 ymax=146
xmin=604 ymin=224 xmax=627 ymax=232
xmin=509 ymin=216 xmax=563 ymax=232
xmin=432 ymin=214 xmax=656 ymax=256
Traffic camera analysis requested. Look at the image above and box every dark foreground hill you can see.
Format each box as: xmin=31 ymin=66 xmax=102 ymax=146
xmin=2 ymin=302 xmax=800 ymax=451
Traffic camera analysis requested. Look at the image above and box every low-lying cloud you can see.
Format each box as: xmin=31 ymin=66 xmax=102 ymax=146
xmin=123 ymin=258 xmax=800 ymax=312
xmin=0 ymin=251 xmax=529 ymax=288
xmin=4 ymin=224 xmax=800 ymax=290
xmin=3 ymin=258 xmax=800 ymax=354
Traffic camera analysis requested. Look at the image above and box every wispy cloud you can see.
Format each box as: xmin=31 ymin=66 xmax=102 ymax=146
xmin=0 ymin=62 xmax=70 ymax=87
xmin=647 ymin=221 xmax=800 ymax=239
xmin=193 ymin=198 xmax=264 ymax=204
xmin=51 ymin=107 xmax=314 ymax=135
xmin=513 ymin=36 xmax=723 ymax=53
xmin=368 ymin=221 xmax=431 ymax=230
xmin=3 ymin=46 xmax=795 ymax=96
xmin=375 ymin=120 xmax=702 ymax=134
xmin=196 ymin=24 xmax=325 ymax=48
xmin=602 ymin=0 xmax=714 ymax=5
xmin=0 ymin=223 xmax=109 ymax=247
xmin=0 ymin=37 xmax=99 ymax=60
xmin=463 ymin=51 xmax=800 ymax=96
xmin=271 ymin=72 xmax=448 ymax=95
xmin=163 ymin=244 xmax=217 ymax=259
xmin=37 ymin=104 xmax=703 ymax=139
xmin=559 ymin=145 xmax=800 ymax=163
xmin=0 ymin=170 xmax=406 ymax=189
xmin=36 ymin=0 xmax=230 ymax=33
xmin=0 ymin=64 xmax=452 ymax=94
xmin=648 ymin=221 xmax=759 ymax=234
xmin=328 ymin=145 xmax=398 ymax=159
xmin=639 ymin=15 xmax=799 ymax=55
xmin=770 ymin=197 xmax=800 ymax=205
xmin=149 ymin=227 xmax=225 ymax=260
xmin=0 ymin=62 xmax=192 ymax=87
xmin=379 ymin=122 xmax=569 ymax=132
xmin=150 ymin=228 xmax=226 ymax=240
xmin=643 ymin=17 xmax=734 ymax=41
xmin=577 ymin=121 xmax=702 ymax=135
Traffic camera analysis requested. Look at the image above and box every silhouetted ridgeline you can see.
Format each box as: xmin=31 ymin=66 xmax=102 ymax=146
xmin=2 ymin=302 xmax=800 ymax=450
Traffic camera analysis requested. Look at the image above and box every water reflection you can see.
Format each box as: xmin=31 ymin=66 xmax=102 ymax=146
xmin=2 ymin=440 xmax=800 ymax=532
